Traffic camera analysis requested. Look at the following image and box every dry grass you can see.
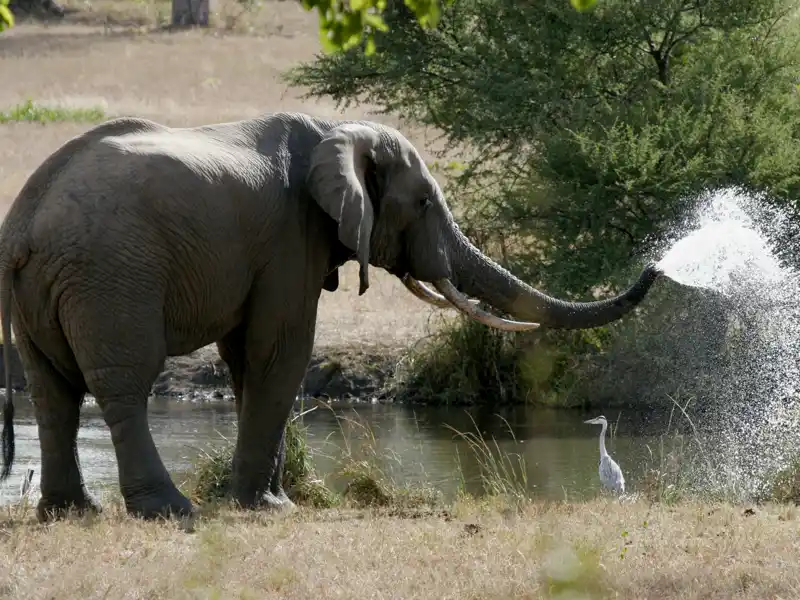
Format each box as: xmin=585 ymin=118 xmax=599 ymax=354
xmin=0 ymin=1 xmax=460 ymax=351
xmin=0 ymin=497 xmax=797 ymax=599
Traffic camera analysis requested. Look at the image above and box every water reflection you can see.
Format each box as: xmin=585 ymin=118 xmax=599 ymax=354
xmin=0 ymin=395 xmax=681 ymax=505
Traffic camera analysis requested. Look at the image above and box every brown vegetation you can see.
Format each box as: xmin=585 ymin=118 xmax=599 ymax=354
xmin=0 ymin=497 xmax=797 ymax=599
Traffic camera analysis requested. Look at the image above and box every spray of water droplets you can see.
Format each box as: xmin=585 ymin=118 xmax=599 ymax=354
xmin=651 ymin=186 xmax=800 ymax=499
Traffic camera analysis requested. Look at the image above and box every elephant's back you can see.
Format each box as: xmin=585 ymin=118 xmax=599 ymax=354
xmin=0 ymin=117 xmax=166 ymax=255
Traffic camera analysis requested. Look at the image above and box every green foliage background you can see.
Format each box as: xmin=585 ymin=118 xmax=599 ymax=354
xmin=290 ymin=0 xmax=800 ymax=406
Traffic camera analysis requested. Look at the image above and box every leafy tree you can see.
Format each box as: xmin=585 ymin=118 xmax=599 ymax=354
xmin=289 ymin=0 xmax=800 ymax=296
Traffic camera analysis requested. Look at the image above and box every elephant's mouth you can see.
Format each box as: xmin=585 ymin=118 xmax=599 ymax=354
xmin=400 ymin=274 xmax=541 ymax=332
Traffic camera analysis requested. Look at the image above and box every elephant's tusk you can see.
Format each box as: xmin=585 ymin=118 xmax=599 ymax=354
xmin=402 ymin=275 xmax=456 ymax=309
xmin=432 ymin=279 xmax=541 ymax=332
xmin=402 ymin=275 xmax=481 ymax=310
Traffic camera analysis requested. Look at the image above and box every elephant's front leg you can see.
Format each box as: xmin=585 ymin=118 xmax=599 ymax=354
xmin=231 ymin=317 xmax=316 ymax=511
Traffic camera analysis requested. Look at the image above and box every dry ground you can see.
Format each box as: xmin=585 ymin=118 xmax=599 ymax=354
xmin=0 ymin=498 xmax=797 ymax=599
xmin=0 ymin=2 xmax=458 ymax=351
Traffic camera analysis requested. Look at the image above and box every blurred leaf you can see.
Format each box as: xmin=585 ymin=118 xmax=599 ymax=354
xmin=0 ymin=0 xmax=14 ymax=31
xmin=570 ymin=0 xmax=596 ymax=10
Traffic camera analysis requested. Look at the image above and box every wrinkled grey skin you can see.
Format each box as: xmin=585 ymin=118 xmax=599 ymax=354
xmin=0 ymin=112 xmax=662 ymax=522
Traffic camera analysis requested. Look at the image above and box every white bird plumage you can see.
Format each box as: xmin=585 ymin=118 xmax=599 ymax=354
xmin=584 ymin=415 xmax=625 ymax=495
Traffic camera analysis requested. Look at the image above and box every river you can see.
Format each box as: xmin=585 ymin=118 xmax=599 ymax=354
xmin=0 ymin=395 xmax=684 ymax=505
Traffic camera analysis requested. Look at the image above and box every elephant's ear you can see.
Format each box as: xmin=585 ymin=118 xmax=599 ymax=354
xmin=308 ymin=124 xmax=381 ymax=296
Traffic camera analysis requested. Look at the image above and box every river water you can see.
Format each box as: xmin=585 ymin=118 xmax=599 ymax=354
xmin=0 ymin=395 xmax=678 ymax=505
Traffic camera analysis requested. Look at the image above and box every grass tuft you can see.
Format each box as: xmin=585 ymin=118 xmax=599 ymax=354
xmin=340 ymin=461 xmax=394 ymax=507
xmin=329 ymin=412 xmax=443 ymax=509
xmin=0 ymin=99 xmax=107 ymax=125
xmin=187 ymin=411 xmax=339 ymax=509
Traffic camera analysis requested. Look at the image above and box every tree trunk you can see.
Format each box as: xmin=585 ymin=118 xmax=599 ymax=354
xmin=171 ymin=0 xmax=209 ymax=27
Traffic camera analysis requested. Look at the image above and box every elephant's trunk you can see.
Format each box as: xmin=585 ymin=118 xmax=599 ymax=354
xmin=449 ymin=227 xmax=662 ymax=330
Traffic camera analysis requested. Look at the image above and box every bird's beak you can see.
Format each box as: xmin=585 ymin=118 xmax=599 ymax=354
xmin=584 ymin=419 xmax=596 ymax=424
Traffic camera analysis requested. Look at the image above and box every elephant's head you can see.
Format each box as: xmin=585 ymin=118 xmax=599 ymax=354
xmin=307 ymin=122 xmax=662 ymax=331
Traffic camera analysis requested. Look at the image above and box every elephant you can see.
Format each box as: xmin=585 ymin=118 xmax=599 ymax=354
xmin=0 ymin=112 xmax=663 ymax=522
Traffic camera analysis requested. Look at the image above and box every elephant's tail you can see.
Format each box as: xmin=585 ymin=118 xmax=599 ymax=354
xmin=0 ymin=259 xmax=18 ymax=482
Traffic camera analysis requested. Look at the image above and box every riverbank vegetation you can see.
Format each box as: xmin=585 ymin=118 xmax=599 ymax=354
xmin=289 ymin=0 xmax=800 ymax=408
xmin=182 ymin=406 xmax=800 ymax=507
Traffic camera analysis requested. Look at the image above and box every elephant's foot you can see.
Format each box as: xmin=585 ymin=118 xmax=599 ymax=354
xmin=261 ymin=489 xmax=297 ymax=513
xmin=231 ymin=481 xmax=295 ymax=513
xmin=36 ymin=491 xmax=103 ymax=523
xmin=121 ymin=483 xmax=194 ymax=520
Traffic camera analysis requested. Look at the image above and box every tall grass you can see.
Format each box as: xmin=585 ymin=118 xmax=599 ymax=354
xmin=446 ymin=413 xmax=529 ymax=501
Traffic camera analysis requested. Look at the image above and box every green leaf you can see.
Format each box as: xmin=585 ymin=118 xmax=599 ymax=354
xmin=364 ymin=35 xmax=377 ymax=56
xmin=363 ymin=12 xmax=388 ymax=31
xmin=0 ymin=1 xmax=14 ymax=31
xmin=569 ymin=0 xmax=596 ymax=11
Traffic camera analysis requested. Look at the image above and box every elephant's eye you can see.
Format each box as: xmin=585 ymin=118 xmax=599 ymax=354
xmin=420 ymin=195 xmax=432 ymax=210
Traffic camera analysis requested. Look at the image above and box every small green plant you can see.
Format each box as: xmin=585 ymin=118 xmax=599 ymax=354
xmin=0 ymin=100 xmax=107 ymax=125
xmin=340 ymin=460 xmax=394 ymax=506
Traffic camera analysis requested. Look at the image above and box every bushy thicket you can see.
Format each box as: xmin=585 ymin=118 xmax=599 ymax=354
xmin=289 ymin=0 xmax=800 ymax=406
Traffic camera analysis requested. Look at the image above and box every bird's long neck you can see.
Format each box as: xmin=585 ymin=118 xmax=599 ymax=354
xmin=599 ymin=421 xmax=609 ymax=457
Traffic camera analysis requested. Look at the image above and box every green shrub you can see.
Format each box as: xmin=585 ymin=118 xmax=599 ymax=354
xmin=393 ymin=313 xmax=617 ymax=407
xmin=394 ymin=317 xmax=520 ymax=405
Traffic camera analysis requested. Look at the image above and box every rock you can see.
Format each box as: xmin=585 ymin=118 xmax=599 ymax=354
xmin=302 ymin=359 xmax=343 ymax=396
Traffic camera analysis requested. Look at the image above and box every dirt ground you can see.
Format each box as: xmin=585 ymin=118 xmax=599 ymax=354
xmin=0 ymin=3 xmax=457 ymax=357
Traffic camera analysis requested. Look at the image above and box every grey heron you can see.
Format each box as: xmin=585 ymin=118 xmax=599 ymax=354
xmin=584 ymin=415 xmax=625 ymax=495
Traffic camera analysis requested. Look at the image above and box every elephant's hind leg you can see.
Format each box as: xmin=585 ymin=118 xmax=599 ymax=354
xmin=66 ymin=304 xmax=193 ymax=520
xmin=14 ymin=332 xmax=100 ymax=522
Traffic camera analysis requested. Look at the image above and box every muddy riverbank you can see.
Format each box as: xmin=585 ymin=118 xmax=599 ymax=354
xmin=0 ymin=342 xmax=402 ymax=401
